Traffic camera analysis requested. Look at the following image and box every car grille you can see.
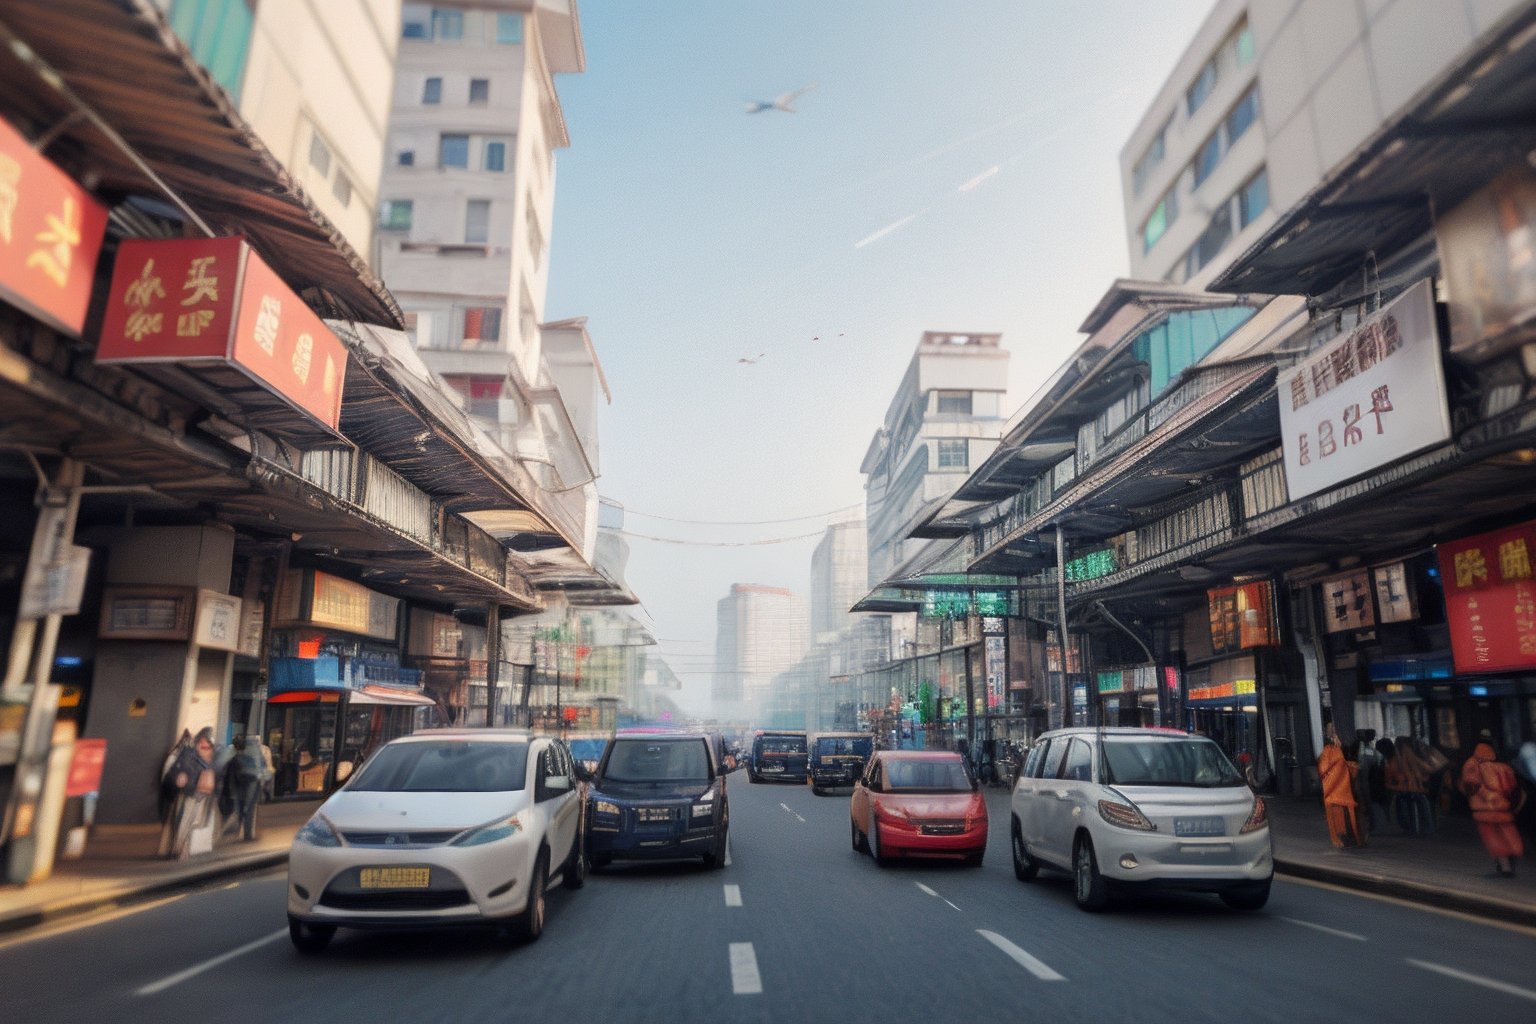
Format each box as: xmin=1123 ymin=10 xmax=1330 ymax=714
xmin=918 ymin=821 xmax=966 ymax=836
xmin=319 ymin=888 xmax=473 ymax=911
xmin=341 ymin=830 xmax=461 ymax=847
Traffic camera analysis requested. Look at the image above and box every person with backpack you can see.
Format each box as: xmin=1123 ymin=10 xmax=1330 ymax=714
xmin=220 ymin=735 xmax=265 ymax=842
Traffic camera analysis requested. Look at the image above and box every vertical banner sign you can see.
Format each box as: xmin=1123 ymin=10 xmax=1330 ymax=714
xmin=0 ymin=115 xmax=109 ymax=337
xmin=1278 ymin=280 xmax=1450 ymax=500
xmin=1321 ymin=569 xmax=1375 ymax=632
xmin=96 ymin=237 xmax=346 ymax=431
xmin=1438 ymin=520 xmax=1536 ymax=675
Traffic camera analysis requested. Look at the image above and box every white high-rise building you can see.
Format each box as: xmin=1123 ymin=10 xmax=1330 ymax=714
xmin=810 ymin=519 xmax=868 ymax=641
xmin=714 ymin=584 xmax=809 ymax=719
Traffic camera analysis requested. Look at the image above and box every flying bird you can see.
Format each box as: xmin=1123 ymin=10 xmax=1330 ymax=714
xmin=737 ymin=353 xmax=766 ymax=365
xmin=745 ymin=83 xmax=816 ymax=114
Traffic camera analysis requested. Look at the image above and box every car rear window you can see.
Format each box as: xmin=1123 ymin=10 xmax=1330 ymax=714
xmin=603 ymin=738 xmax=711 ymax=783
xmin=882 ymin=758 xmax=973 ymax=793
xmin=348 ymin=741 xmax=528 ymax=793
xmin=816 ymin=737 xmax=871 ymax=756
xmin=756 ymin=736 xmax=806 ymax=755
xmin=1100 ymin=737 xmax=1244 ymax=788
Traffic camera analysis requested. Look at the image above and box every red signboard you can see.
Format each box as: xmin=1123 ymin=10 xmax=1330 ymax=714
xmin=64 ymin=737 xmax=108 ymax=797
xmin=0 ymin=115 xmax=110 ymax=337
xmin=1438 ymin=521 xmax=1536 ymax=675
xmin=96 ymin=236 xmax=346 ymax=431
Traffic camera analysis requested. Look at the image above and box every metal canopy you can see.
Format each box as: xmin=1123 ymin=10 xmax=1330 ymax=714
xmin=1211 ymin=5 xmax=1536 ymax=300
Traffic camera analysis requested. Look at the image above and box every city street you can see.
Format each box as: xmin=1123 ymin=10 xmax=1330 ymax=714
xmin=2 ymin=773 xmax=1533 ymax=1024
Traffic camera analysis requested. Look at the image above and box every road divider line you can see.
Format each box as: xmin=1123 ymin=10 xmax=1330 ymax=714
xmin=1279 ymin=917 xmax=1365 ymax=941
xmin=135 ymin=928 xmax=287 ymax=996
xmin=778 ymin=802 xmax=806 ymax=823
xmin=724 ymin=884 xmax=743 ymax=907
xmin=1407 ymin=959 xmax=1536 ymax=1002
xmin=729 ymin=942 xmax=763 ymax=995
xmin=724 ymin=835 xmax=732 ymax=866
xmin=914 ymin=882 xmax=962 ymax=911
xmin=977 ymin=930 xmax=1065 ymax=981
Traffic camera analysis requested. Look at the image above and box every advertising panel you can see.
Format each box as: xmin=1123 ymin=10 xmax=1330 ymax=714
xmin=1277 ymin=280 xmax=1450 ymax=501
xmin=1207 ymin=580 xmax=1279 ymax=655
xmin=0 ymin=115 xmax=110 ymax=336
xmin=1438 ymin=520 xmax=1536 ymax=675
xmin=1437 ymin=169 xmax=1536 ymax=361
xmin=1321 ymin=569 xmax=1375 ymax=633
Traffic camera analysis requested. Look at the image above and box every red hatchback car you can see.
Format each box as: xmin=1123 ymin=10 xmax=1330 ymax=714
xmin=850 ymin=750 xmax=988 ymax=865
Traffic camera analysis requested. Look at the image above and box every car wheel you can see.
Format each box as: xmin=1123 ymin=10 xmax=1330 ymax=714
xmin=1011 ymin=818 xmax=1039 ymax=881
xmin=851 ymin=817 xmax=868 ymax=853
xmin=562 ymin=831 xmax=587 ymax=890
xmin=288 ymin=916 xmax=334 ymax=955
xmin=1072 ymin=834 xmax=1109 ymax=912
xmin=1220 ymin=879 xmax=1271 ymax=911
xmin=811 ymin=784 xmax=823 ymax=796
xmin=702 ymin=825 xmax=728 ymax=869
xmin=869 ymin=817 xmax=890 ymax=866
xmin=513 ymin=851 xmax=549 ymax=942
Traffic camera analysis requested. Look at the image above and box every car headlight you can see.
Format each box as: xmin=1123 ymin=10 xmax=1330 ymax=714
xmin=293 ymin=815 xmax=341 ymax=848
xmin=592 ymin=799 xmax=620 ymax=818
xmin=1097 ymin=799 xmax=1156 ymax=832
xmin=450 ymin=815 xmax=524 ymax=847
xmin=691 ymin=789 xmax=716 ymax=818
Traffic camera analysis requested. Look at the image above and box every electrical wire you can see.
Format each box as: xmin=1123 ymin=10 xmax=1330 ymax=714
xmin=615 ymin=502 xmax=863 ymax=527
xmin=618 ymin=528 xmax=828 ymax=546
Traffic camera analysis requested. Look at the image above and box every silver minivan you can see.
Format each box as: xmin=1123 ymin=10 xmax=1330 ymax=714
xmin=1009 ymin=727 xmax=1272 ymax=912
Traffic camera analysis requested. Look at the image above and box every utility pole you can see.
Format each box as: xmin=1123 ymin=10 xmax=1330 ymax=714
xmin=484 ymin=604 xmax=499 ymax=728
xmin=1055 ymin=524 xmax=1070 ymax=730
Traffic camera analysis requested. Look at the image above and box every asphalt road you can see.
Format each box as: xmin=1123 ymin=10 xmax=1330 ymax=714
xmin=2 ymin=771 xmax=1535 ymax=1023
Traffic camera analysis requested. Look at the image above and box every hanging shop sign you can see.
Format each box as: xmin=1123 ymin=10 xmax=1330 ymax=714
xmin=95 ymin=236 xmax=347 ymax=431
xmin=1277 ymin=279 xmax=1450 ymax=501
xmin=1438 ymin=520 xmax=1536 ymax=674
xmin=1371 ymin=561 xmax=1419 ymax=624
xmin=0 ymin=115 xmax=110 ymax=337
xmin=1206 ymin=580 xmax=1279 ymax=656
xmin=1064 ymin=547 xmax=1116 ymax=583
xmin=1436 ymin=169 xmax=1536 ymax=361
xmin=308 ymin=571 xmax=398 ymax=641
xmin=97 ymin=585 xmax=195 ymax=641
xmin=1321 ymin=569 xmax=1375 ymax=633
xmin=194 ymin=589 xmax=243 ymax=653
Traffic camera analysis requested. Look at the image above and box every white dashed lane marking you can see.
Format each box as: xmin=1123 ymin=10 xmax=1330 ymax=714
xmin=724 ymin=884 xmax=743 ymax=907
xmin=729 ymin=942 xmax=763 ymax=995
xmin=136 ymin=928 xmax=287 ymax=996
xmin=977 ymin=930 xmax=1066 ymax=981
xmin=778 ymin=802 xmax=805 ymax=823
xmin=1408 ymin=959 xmax=1536 ymax=1003
xmin=1280 ymin=917 xmax=1366 ymax=941
xmin=914 ymin=882 xmax=961 ymax=911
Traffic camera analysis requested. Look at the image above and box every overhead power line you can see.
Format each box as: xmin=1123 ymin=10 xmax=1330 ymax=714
xmin=619 ymin=528 xmax=828 ymax=547
xmin=617 ymin=502 xmax=863 ymax=527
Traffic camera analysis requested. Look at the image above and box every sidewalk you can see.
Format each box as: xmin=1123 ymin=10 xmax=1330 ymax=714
xmin=0 ymin=798 xmax=320 ymax=936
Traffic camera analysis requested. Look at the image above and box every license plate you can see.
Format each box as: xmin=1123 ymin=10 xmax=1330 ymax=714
xmin=360 ymin=866 xmax=430 ymax=889
xmin=1174 ymin=816 xmax=1226 ymax=837
xmin=637 ymin=807 xmax=671 ymax=822
xmin=764 ymin=764 xmax=783 ymax=772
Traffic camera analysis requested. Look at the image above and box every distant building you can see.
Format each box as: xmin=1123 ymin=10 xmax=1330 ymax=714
xmin=810 ymin=519 xmax=868 ymax=640
xmin=714 ymin=584 xmax=809 ymax=719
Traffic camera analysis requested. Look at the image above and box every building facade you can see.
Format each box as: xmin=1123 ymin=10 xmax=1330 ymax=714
xmin=713 ymin=584 xmax=809 ymax=722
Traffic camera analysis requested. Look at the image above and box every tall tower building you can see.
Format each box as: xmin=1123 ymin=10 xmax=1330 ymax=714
xmin=810 ymin=519 xmax=868 ymax=641
xmin=714 ymin=584 xmax=809 ymax=719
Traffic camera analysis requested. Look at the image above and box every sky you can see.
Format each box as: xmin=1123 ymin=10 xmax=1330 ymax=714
xmin=544 ymin=0 xmax=1216 ymax=714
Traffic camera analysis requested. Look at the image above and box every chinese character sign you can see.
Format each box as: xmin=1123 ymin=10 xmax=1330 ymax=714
xmin=1321 ymin=569 xmax=1375 ymax=633
xmin=0 ymin=115 xmax=109 ymax=337
xmin=232 ymin=248 xmax=346 ymax=431
xmin=1439 ymin=521 xmax=1536 ymax=674
xmin=1277 ymin=280 xmax=1450 ymax=500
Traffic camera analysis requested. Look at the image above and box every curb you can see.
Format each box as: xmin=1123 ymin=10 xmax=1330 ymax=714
xmin=1275 ymin=857 xmax=1536 ymax=928
xmin=0 ymin=850 xmax=289 ymax=938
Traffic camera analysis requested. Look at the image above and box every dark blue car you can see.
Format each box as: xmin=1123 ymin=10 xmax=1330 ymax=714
xmin=585 ymin=733 xmax=728 ymax=869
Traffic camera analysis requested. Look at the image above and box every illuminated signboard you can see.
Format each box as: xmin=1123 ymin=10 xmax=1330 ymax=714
xmin=1438 ymin=520 xmax=1536 ymax=674
xmin=96 ymin=236 xmax=347 ymax=431
xmin=0 ymin=114 xmax=109 ymax=336
xmin=1064 ymin=548 xmax=1117 ymax=583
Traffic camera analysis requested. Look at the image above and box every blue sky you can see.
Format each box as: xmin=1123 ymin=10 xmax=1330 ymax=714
xmin=545 ymin=1 xmax=1215 ymax=712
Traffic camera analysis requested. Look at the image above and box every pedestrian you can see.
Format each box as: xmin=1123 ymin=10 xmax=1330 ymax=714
xmin=1369 ymin=736 xmax=1395 ymax=829
xmin=166 ymin=727 xmax=219 ymax=860
xmin=221 ymin=736 xmax=264 ymax=841
xmin=155 ymin=729 xmax=191 ymax=858
xmin=1459 ymin=737 xmax=1526 ymax=877
xmin=1386 ymin=735 xmax=1434 ymax=834
xmin=1317 ymin=724 xmax=1364 ymax=849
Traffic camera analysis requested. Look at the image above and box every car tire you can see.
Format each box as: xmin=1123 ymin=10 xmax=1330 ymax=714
xmin=1072 ymin=834 xmax=1109 ymax=912
xmin=811 ymin=784 xmax=823 ymax=796
xmin=1220 ymin=879 xmax=1271 ymax=911
xmin=562 ymin=831 xmax=587 ymax=890
xmin=1011 ymin=819 xmax=1039 ymax=881
xmin=288 ymin=916 xmax=334 ymax=955
xmin=851 ymin=817 xmax=868 ymax=853
xmin=869 ymin=818 xmax=890 ymax=867
xmin=513 ymin=851 xmax=549 ymax=943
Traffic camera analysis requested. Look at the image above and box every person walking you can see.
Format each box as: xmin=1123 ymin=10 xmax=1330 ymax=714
xmin=155 ymin=729 xmax=191 ymax=857
xmin=1459 ymin=738 xmax=1526 ymax=877
xmin=166 ymin=727 xmax=219 ymax=860
xmin=1318 ymin=724 xmax=1363 ymax=849
xmin=221 ymin=736 xmax=264 ymax=841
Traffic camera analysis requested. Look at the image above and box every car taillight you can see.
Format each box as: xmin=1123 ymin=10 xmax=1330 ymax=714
xmin=1240 ymin=796 xmax=1268 ymax=833
xmin=1097 ymin=798 xmax=1156 ymax=831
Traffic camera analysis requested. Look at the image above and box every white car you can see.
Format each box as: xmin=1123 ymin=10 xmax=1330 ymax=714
xmin=1009 ymin=727 xmax=1272 ymax=912
xmin=286 ymin=729 xmax=585 ymax=952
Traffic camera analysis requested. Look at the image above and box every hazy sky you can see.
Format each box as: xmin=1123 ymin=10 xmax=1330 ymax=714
xmin=545 ymin=1 xmax=1215 ymax=713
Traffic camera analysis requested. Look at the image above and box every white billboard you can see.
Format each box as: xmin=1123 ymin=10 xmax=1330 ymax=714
xmin=1278 ymin=280 xmax=1450 ymax=501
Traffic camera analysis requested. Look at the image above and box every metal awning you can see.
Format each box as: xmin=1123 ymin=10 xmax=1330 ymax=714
xmin=1211 ymin=5 xmax=1536 ymax=300
xmin=349 ymin=686 xmax=437 ymax=707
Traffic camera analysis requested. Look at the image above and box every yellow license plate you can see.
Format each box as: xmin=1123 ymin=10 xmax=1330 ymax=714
xmin=360 ymin=867 xmax=431 ymax=889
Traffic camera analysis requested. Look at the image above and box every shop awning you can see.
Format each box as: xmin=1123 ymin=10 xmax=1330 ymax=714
xmin=350 ymin=686 xmax=437 ymax=707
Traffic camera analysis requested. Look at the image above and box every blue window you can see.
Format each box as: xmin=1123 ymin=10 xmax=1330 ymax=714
xmin=1239 ymin=169 xmax=1269 ymax=228
xmin=431 ymin=8 xmax=463 ymax=40
xmin=422 ymin=77 xmax=441 ymax=104
xmin=1132 ymin=305 xmax=1256 ymax=397
xmin=398 ymin=150 xmax=415 ymax=167
xmin=1225 ymin=87 xmax=1259 ymax=146
xmin=402 ymin=19 xmax=427 ymax=39
xmin=379 ymin=200 xmax=413 ymax=231
xmin=439 ymin=134 xmax=469 ymax=169
xmin=1143 ymin=190 xmax=1177 ymax=253
xmin=1193 ymin=133 xmax=1221 ymax=188
xmin=1186 ymin=62 xmax=1216 ymax=116
xmin=484 ymin=141 xmax=506 ymax=172
xmin=497 ymin=14 xmax=523 ymax=44
xmin=169 ymin=0 xmax=253 ymax=102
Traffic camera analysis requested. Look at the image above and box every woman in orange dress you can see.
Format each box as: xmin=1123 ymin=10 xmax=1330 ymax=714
xmin=1460 ymin=741 xmax=1525 ymax=876
xmin=1318 ymin=725 xmax=1363 ymax=848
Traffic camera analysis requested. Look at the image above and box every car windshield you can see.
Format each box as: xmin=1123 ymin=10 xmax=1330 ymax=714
xmin=757 ymin=737 xmax=805 ymax=755
xmin=1100 ymin=737 xmax=1245 ymax=788
xmin=568 ymin=738 xmax=607 ymax=763
xmin=602 ymin=739 xmax=711 ymax=783
xmin=347 ymin=741 xmax=528 ymax=793
xmin=816 ymin=737 xmax=871 ymax=756
xmin=882 ymin=759 xmax=972 ymax=793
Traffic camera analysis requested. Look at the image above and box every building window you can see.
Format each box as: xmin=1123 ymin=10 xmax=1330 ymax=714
xmin=1225 ymin=86 xmax=1259 ymax=146
xmin=463 ymin=306 xmax=502 ymax=344
xmin=484 ymin=141 xmax=506 ymax=172
xmin=1238 ymin=168 xmax=1269 ymax=228
xmin=402 ymin=15 xmax=428 ymax=39
xmin=398 ymin=150 xmax=415 ymax=167
xmin=308 ymin=130 xmax=331 ymax=176
xmin=1142 ymin=188 xmax=1177 ymax=253
xmin=1182 ymin=204 xmax=1234 ymax=281
xmin=935 ymin=391 xmax=972 ymax=414
xmin=431 ymin=7 xmax=463 ymax=41
xmin=423 ymin=76 xmax=442 ymax=104
xmin=936 ymin=440 xmax=969 ymax=469
xmin=1234 ymin=22 xmax=1255 ymax=67
xmin=379 ymin=199 xmax=413 ymax=231
xmin=469 ymin=78 xmax=489 ymax=105
xmin=439 ymin=133 xmax=469 ymax=168
xmin=332 ymin=173 xmax=352 ymax=207
xmin=496 ymin=13 xmax=522 ymax=44
xmin=465 ymin=199 xmax=490 ymax=244
xmin=1186 ymin=61 xmax=1217 ymax=116
xmin=1131 ymin=119 xmax=1169 ymax=198
xmin=1192 ymin=132 xmax=1221 ymax=188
